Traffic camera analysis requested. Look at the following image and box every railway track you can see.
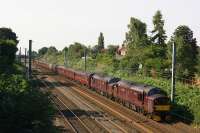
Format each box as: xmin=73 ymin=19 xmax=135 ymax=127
xmin=37 ymin=71 xmax=137 ymax=132
xmin=51 ymin=82 xmax=134 ymax=133
xmin=34 ymin=66 xmax=152 ymax=132
xmin=33 ymin=65 xmax=199 ymax=133
xmin=35 ymin=68 xmax=132 ymax=133
xmin=39 ymin=79 xmax=93 ymax=133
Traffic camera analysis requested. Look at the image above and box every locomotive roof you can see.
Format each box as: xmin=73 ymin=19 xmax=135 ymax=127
xmin=57 ymin=66 xmax=77 ymax=72
xmin=92 ymin=74 xmax=120 ymax=83
xmin=117 ymin=80 xmax=162 ymax=95
xmin=147 ymin=94 xmax=168 ymax=100
xmin=74 ymin=70 xmax=94 ymax=76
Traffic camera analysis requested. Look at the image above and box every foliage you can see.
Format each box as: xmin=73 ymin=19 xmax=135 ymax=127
xmin=168 ymin=25 xmax=198 ymax=79
xmin=151 ymin=10 xmax=167 ymax=46
xmin=47 ymin=46 xmax=58 ymax=54
xmin=125 ymin=17 xmax=149 ymax=49
xmin=38 ymin=47 xmax=48 ymax=56
xmin=124 ymin=17 xmax=151 ymax=71
xmin=0 ymin=27 xmax=18 ymax=44
xmin=0 ymin=28 xmax=18 ymax=69
xmin=62 ymin=46 xmax=68 ymax=53
xmin=0 ymin=40 xmax=18 ymax=68
xmin=31 ymin=51 xmax=38 ymax=58
xmin=97 ymin=32 xmax=104 ymax=52
xmin=142 ymin=45 xmax=169 ymax=73
xmin=67 ymin=42 xmax=86 ymax=60
xmin=107 ymin=45 xmax=118 ymax=56
xmin=0 ymin=74 xmax=56 ymax=133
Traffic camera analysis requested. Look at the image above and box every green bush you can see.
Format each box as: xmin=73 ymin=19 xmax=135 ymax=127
xmin=0 ymin=74 xmax=56 ymax=133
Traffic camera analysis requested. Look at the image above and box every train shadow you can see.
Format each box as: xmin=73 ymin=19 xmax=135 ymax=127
xmin=36 ymin=78 xmax=74 ymax=90
xmin=61 ymin=109 xmax=105 ymax=119
xmin=165 ymin=103 xmax=194 ymax=125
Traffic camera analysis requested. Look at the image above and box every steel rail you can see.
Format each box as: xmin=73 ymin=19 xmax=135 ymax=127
xmin=40 ymin=79 xmax=93 ymax=133
xmin=52 ymin=81 xmax=129 ymax=133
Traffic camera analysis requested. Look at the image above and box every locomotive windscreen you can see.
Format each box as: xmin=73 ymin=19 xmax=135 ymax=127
xmin=147 ymin=88 xmax=167 ymax=96
xmin=154 ymin=97 xmax=170 ymax=105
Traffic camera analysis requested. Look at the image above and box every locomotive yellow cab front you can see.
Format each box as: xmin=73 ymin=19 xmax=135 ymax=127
xmin=154 ymin=105 xmax=170 ymax=111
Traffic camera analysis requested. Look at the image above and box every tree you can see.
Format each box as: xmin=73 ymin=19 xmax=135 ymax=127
xmin=97 ymin=32 xmax=104 ymax=51
xmin=62 ymin=46 xmax=68 ymax=53
xmin=0 ymin=74 xmax=56 ymax=133
xmin=151 ymin=10 xmax=167 ymax=46
xmin=0 ymin=27 xmax=18 ymax=44
xmin=67 ymin=42 xmax=86 ymax=59
xmin=0 ymin=28 xmax=18 ymax=68
xmin=47 ymin=46 xmax=58 ymax=54
xmin=38 ymin=47 xmax=48 ymax=56
xmin=123 ymin=18 xmax=149 ymax=70
xmin=0 ymin=40 xmax=17 ymax=66
xmin=31 ymin=51 xmax=38 ymax=58
xmin=125 ymin=17 xmax=149 ymax=49
xmin=107 ymin=45 xmax=118 ymax=56
xmin=168 ymin=25 xmax=198 ymax=79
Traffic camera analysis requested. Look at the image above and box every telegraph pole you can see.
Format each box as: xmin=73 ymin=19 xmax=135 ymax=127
xmin=28 ymin=40 xmax=32 ymax=79
xmin=171 ymin=42 xmax=176 ymax=103
xmin=64 ymin=49 xmax=67 ymax=67
xmin=84 ymin=48 xmax=87 ymax=72
xmin=25 ymin=48 xmax=27 ymax=67
xmin=19 ymin=47 xmax=21 ymax=63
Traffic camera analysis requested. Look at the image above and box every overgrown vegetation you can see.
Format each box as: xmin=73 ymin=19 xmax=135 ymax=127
xmin=0 ymin=74 xmax=56 ymax=133
xmin=0 ymin=27 xmax=58 ymax=133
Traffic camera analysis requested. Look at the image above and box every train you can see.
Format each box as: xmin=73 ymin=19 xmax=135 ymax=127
xmin=34 ymin=60 xmax=171 ymax=121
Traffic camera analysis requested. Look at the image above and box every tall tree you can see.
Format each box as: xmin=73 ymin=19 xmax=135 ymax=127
xmin=47 ymin=46 xmax=58 ymax=54
xmin=0 ymin=28 xmax=18 ymax=68
xmin=98 ymin=32 xmax=104 ymax=51
xmin=0 ymin=40 xmax=17 ymax=67
xmin=0 ymin=28 xmax=18 ymax=44
xmin=38 ymin=47 xmax=48 ymax=56
xmin=150 ymin=11 xmax=167 ymax=60
xmin=168 ymin=25 xmax=198 ymax=78
xmin=125 ymin=17 xmax=149 ymax=49
xmin=122 ymin=18 xmax=149 ymax=71
xmin=67 ymin=42 xmax=86 ymax=59
xmin=151 ymin=10 xmax=167 ymax=46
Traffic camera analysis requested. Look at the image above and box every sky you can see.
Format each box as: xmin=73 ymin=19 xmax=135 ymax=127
xmin=0 ymin=0 xmax=199 ymax=53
